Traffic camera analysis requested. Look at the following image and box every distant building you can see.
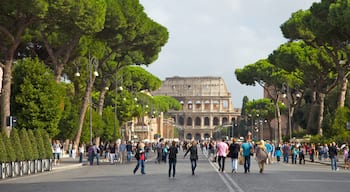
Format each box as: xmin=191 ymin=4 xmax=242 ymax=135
xmin=152 ymin=76 xmax=241 ymax=140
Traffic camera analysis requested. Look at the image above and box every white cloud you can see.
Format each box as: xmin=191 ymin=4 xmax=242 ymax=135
xmin=140 ymin=0 xmax=319 ymax=107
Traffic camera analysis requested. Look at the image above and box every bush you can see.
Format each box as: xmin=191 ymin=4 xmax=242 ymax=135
xmin=28 ymin=129 xmax=39 ymax=160
xmin=34 ymin=129 xmax=45 ymax=159
xmin=2 ymin=132 xmax=16 ymax=162
xmin=0 ymin=134 xmax=8 ymax=163
xmin=10 ymin=128 xmax=25 ymax=161
xmin=20 ymin=129 xmax=34 ymax=160
xmin=42 ymin=130 xmax=53 ymax=159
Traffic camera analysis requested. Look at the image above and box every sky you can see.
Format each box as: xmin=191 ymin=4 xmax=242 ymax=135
xmin=139 ymin=0 xmax=320 ymax=108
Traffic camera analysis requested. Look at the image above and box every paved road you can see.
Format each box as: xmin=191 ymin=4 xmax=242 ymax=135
xmin=1 ymin=149 xmax=349 ymax=192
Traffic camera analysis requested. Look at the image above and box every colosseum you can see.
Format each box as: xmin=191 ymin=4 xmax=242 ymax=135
xmin=152 ymin=76 xmax=241 ymax=140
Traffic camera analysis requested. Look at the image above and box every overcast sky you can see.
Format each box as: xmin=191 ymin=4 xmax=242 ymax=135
xmin=139 ymin=0 xmax=319 ymax=108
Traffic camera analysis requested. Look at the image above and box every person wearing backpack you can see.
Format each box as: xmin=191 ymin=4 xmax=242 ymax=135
xmin=168 ymin=141 xmax=178 ymax=178
xmin=184 ymin=140 xmax=198 ymax=175
xmin=133 ymin=142 xmax=146 ymax=175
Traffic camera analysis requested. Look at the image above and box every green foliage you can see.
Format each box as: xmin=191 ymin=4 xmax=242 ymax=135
xmin=42 ymin=130 xmax=54 ymax=159
xmin=19 ymin=129 xmax=34 ymax=161
xmin=28 ymin=129 xmax=39 ymax=160
xmin=0 ymin=134 xmax=8 ymax=163
xmin=2 ymin=132 xmax=16 ymax=162
xmin=327 ymin=107 xmax=350 ymax=143
xmin=12 ymin=58 xmax=65 ymax=136
xmin=10 ymin=128 xmax=25 ymax=161
xmin=34 ymin=129 xmax=45 ymax=159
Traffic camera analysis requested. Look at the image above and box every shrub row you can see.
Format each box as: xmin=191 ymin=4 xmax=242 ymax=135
xmin=0 ymin=128 xmax=53 ymax=163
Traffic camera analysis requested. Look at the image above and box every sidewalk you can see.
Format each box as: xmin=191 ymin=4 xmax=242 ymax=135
xmin=305 ymin=155 xmax=348 ymax=169
xmin=52 ymin=157 xmax=83 ymax=171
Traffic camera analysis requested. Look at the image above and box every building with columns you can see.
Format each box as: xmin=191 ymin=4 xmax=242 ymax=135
xmin=152 ymin=76 xmax=241 ymax=140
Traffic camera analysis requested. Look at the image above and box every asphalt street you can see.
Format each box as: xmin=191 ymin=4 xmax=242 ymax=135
xmin=0 ymin=150 xmax=349 ymax=192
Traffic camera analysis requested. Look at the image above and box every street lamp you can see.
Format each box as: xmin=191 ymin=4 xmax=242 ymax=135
xmin=89 ymin=54 xmax=98 ymax=145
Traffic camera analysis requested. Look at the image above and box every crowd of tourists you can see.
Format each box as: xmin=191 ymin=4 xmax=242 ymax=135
xmin=51 ymin=137 xmax=350 ymax=176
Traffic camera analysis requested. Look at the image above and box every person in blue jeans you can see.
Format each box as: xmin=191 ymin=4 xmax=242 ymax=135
xmin=241 ymin=139 xmax=253 ymax=173
xmin=328 ymin=142 xmax=338 ymax=171
xmin=184 ymin=140 xmax=198 ymax=175
xmin=133 ymin=143 xmax=146 ymax=175
xmin=126 ymin=141 xmax=133 ymax=162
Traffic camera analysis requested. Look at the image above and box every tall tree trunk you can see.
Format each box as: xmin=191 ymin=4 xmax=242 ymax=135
xmin=97 ymin=83 xmax=108 ymax=116
xmin=306 ymin=91 xmax=316 ymax=133
xmin=74 ymin=76 xmax=95 ymax=148
xmin=338 ymin=78 xmax=347 ymax=108
xmin=1 ymin=60 xmax=13 ymax=137
xmin=317 ymin=93 xmax=325 ymax=136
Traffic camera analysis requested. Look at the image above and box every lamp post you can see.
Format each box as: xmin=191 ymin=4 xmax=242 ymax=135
xmin=89 ymin=53 xmax=98 ymax=145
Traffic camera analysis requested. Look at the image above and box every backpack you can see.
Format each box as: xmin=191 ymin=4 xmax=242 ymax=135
xmin=169 ymin=147 xmax=177 ymax=159
xmin=135 ymin=150 xmax=140 ymax=160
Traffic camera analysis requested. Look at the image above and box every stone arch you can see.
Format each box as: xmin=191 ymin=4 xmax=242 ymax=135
xmin=186 ymin=133 xmax=192 ymax=140
xmin=204 ymin=117 xmax=210 ymax=126
xmin=204 ymin=133 xmax=210 ymax=139
xmin=195 ymin=117 xmax=201 ymax=126
xmin=195 ymin=133 xmax=201 ymax=141
xmin=213 ymin=117 xmax=219 ymax=126
xmin=187 ymin=117 xmax=192 ymax=126
xmin=179 ymin=116 xmax=184 ymax=126
xmin=222 ymin=117 xmax=228 ymax=125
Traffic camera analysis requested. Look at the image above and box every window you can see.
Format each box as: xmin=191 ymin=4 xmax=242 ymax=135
xmin=204 ymin=117 xmax=210 ymax=126
xmin=213 ymin=117 xmax=219 ymax=126
xmin=195 ymin=117 xmax=201 ymax=126
xmin=195 ymin=100 xmax=201 ymax=109
xmin=187 ymin=117 xmax=192 ymax=126
xmin=188 ymin=101 xmax=192 ymax=110
xmin=204 ymin=100 xmax=210 ymax=110
xmin=213 ymin=100 xmax=219 ymax=110
xmin=222 ymin=100 xmax=229 ymax=109
xmin=179 ymin=116 xmax=184 ymax=126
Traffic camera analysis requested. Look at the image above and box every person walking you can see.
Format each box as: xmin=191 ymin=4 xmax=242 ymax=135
xmin=255 ymin=140 xmax=268 ymax=173
xmin=133 ymin=142 xmax=146 ymax=175
xmin=227 ymin=138 xmax=240 ymax=173
xmin=109 ymin=143 xmax=116 ymax=165
xmin=241 ymin=138 xmax=253 ymax=173
xmin=168 ymin=141 xmax=178 ymax=178
xmin=216 ymin=138 xmax=229 ymax=172
xmin=184 ymin=140 xmax=198 ymax=175
xmin=126 ymin=141 xmax=133 ymax=163
xmin=119 ymin=140 xmax=126 ymax=164
xmin=78 ymin=143 xmax=85 ymax=163
xmin=328 ymin=142 xmax=338 ymax=171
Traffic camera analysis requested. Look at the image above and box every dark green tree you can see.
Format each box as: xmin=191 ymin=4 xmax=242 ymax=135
xmin=28 ymin=129 xmax=39 ymax=160
xmin=0 ymin=134 xmax=8 ymax=163
xmin=34 ymin=129 xmax=45 ymax=159
xmin=10 ymin=128 xmax=24 ymax=161
xmin=19 ymin=129 xmax=34 ymax=161
xmin=42 ymin=130 xmax=54 ymax=159
xmin=11 ymin=58 xmax=65 ymax=136
xmin=2 ymin=132 xmax=15 ymax=162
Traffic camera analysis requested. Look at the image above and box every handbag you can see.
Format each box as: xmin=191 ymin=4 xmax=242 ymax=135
xmin=238 ymin=156 xmax=244 ymax=165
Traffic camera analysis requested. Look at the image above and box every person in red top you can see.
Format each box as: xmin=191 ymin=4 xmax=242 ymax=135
xmin=133 ymin=142 xmax=146 ymax=175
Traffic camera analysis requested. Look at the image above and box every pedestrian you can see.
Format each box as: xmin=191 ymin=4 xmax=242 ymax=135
xmin=227 ymin=138 xmax=240 ymax=173
xmin=309 ymin=143 xmax=315 ymax=162
xmin=255 ymin=140 xmax=268 ymax=173
xmin=168 ymin=141 xmax=178 ymax=178
xmin=78 ymin=143 xmax=85 ymax=163
xmin=133 ymin=142 xmax=146 ymax=175
xmin=328 ymin=142 xmax=338 ymax=171
xmin=53 ymin=140 xmax=62 ymax=166
xmin=275 ymin=143 xmax=282 ymax=162
xmin=119 ymin=140 xmax=126 ymax=164
xmin=156 ymin=138 xmax=164 ymax=163
xmin=282 ymin=142 xmax=290 ymax=163
xmin=109 ymin=143 xmax=116 ymax=165
xmin=298 ymin=146 xmax=305 ymax=164
xmin=126 ymin=141 xmax=133 ymax=162
xmin=343 ymin=146 xmax=349 ymax=169
xmin=241 ymin=138 xmax=253 ymax=173
xmin=216 ymin=138 xmax=229 ymax=172
xmin=184 ymin=140 xmax=198 ymax=175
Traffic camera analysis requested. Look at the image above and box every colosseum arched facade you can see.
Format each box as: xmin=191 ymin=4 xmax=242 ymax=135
xmin=152 ymin=76 xmax=241 ymax=140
